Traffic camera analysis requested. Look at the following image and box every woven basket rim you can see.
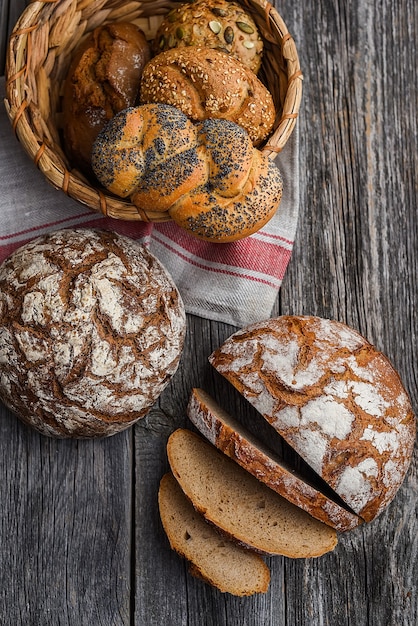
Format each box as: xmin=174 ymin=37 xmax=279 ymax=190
xmin=4 ymin=0 xmax=303 ymax=222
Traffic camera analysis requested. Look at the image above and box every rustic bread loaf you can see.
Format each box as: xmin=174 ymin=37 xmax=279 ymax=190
xmin=187 ymin=388 xmax=361 ymax=532
xmin=209 ymin=316 xmax=416 ymax=522
xmin=92 ymin=104 xmax=283 ymax=242
xmin=167 ymin=429 xmax=338 ymax=557
xmin=140 ymin=47 xmax=275 ymax=146
xmin=152 ymin=0 xmax=263 ymax=74
xmin=62 ymin=22 xmax=150 ymax=175
xmin=0 ymin=228 xmax=186 ymax=438
xmin=158 ymin=472 xmax=270 ymax=596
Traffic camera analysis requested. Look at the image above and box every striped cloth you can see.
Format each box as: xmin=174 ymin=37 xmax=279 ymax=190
xmin=0 ymin=77 xmax=299 ymax=327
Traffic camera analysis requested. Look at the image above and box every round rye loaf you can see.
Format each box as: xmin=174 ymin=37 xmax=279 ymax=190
xmin=0 ymin=228 xmax=186 ymax=438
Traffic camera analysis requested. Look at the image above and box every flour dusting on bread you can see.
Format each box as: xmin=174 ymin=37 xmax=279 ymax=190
xmin=0 ymin=229 xmax=186 ymax=438
xmin=209 ymin=315 xmax=416 ymax=522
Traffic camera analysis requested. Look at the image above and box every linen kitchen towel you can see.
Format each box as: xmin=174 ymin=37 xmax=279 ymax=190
xmin=0 ymin=77 xmax=299 ymax=327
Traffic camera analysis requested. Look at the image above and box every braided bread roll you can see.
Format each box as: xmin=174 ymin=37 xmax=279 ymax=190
xmin=92 ymin=104 xmax=283 ymax=243
xmin=140 ymin=47 xmax=275 ymax=146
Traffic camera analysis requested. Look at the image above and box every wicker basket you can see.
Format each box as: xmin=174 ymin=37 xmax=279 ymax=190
xmin=4 ymin=0 xmax=303 ymax=222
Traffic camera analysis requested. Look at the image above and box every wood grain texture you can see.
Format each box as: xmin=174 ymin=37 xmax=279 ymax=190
xmin=0 ymin=0 xmax=417 ymax=625
xmin=0 ymin=406 xmax=132 ymax=625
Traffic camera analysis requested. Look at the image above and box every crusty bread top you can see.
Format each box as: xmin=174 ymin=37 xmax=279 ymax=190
xmin=168 ymin=133 xmax=282 ymax=242
xmin=0 ymin=229 xmax=186 ymax=438
xmin=209 ymin=316 xmax=416 ymax=522
xmin=159 ymin=472 xmax=270 ymax=596
xmin=152 ymin=0 xmax=263 ymax=74
xmin=187 ymin=388 xmax=361 ymax=532
xmin=140 ymin=47 xmax=275 ymax=146
xmin=167 ymin=429 xmax=338 ymax=558
xmin=62 ymin=22 xmax=150 ymax=173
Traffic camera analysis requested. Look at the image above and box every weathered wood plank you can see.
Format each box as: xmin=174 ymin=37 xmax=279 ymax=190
xmin=0 ymin=0 xmax=26 ymax=74
xmin=0 ymin=406 xmax=132 ymax=625
xmin=278 ymin=1 xmax=418 ymax=626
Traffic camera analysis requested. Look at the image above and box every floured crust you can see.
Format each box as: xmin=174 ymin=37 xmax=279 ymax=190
xmin=209 ymin=316 xmax=416 ymax=522
xmin=140 ymin=47 xmax=275 ymax=146
xmin=0 ymin=228 xmax=186 ymax=438
xmin=187 ymin=388 xmax=361 ymax=531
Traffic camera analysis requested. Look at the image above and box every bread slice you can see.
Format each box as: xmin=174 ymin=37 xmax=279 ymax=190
xmin=158 ymin=472 xmax=270 ymax=596
xmin=187 ymin=388 xmax=361 ymax=532
xmin=209 ymin=316 xmax=416 ymax=522
xmin=167 ymin=429 xmax=338 ymax=558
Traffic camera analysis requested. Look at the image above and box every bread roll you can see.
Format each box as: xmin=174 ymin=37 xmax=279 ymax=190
xmin=62 ymin=22 xmax=150 ymax=174
xmin=209 ymin=316 xmax=416 ymax=522
xmin=158 ymin=473 xmax=270 ymax=596
xmin=140 ymin=47 xmax=275 ymax=146
xmin=167 ymin=429 xmax=338 ymax=558
xmin=153 ymin=0 xmax=263 ymax=74
xmin=92 ymin=104 xmax=283 ymax=242
xmin=0 ymin=229 xmax=186 ymax=438
xmin=187 ymin=388 xmax=361 ymax=532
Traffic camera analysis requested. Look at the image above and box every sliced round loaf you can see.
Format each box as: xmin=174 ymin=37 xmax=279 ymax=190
xmin=187 ymin=388 xmax=361 ymax=532
xmin=140 ymin=47 xmax=275 ymax=145
xmin=209 ymin=316 xmax=416 ymax=522
xmin=167 ymin=429 xmax=338 ymax=558
xmin=152 ymin=0 xmax=263 ymax=74
xmin=159 ymin=472 xmax=270 ymax=596
xmin=0 ymin=228 xmax=186 ymax=438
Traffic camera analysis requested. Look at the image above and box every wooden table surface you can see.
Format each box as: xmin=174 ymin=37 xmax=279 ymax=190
xmin=1 ymin=1 xmax=417 ymax=624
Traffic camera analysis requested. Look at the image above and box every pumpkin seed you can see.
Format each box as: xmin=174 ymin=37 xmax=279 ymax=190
xmin=167 ymin=10 xmax=178 ymax=23
xmin=158 ymin=35 xmax=165 ymax=49
xmin=236 ymin=21 xmax=254 ymax=34
xmin=176 ymin=26 xmax=185 ymax=39
xmin=211 ymin=7 xmax=227 ymax=17
xmin=243 ymin=40 xmax=255 ymax=49
xmin=209 ymin=20 xmax=222 ymax=34
xmin=224 ymin=26 xmax=234 ymax=44
xmin=168 ymin=34 xmax=176 ymax=48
